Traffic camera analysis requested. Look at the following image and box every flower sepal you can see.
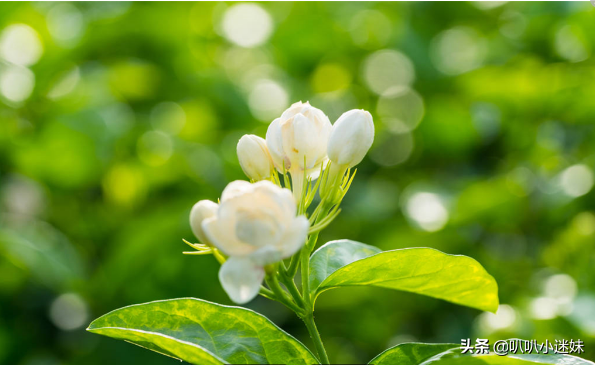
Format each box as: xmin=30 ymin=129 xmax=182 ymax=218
xmin=182 ymin=239 xmax=227 ymax=263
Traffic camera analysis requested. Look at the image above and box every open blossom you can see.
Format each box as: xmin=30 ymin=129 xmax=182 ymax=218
xmin=328 ymin=109 xmax=374 ymax=169
xmin=237 ymin=134 xmax=274 ymax=181
xmin=200 ymin=180 xmax=309 ymax=304
xmin=266 ymin=101 xmax=332 ymax=179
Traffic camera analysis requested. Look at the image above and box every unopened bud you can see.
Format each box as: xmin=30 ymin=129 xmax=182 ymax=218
xmin=190 ymin=200 xmax=219 ymax=246
xmin=327 ymin=109 xmax=374 ymax=168
xmin=237 ymin=134 xmax=274 ymax=181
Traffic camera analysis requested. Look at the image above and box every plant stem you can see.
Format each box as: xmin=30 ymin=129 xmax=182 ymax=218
xmin=268 ymin=187 xmax=337 ymax=364
xmin=299 ymin=201 xmax=334 ymax=362
xmin=300 ymin=200 xmax=333 ymax=305
xmin=298 ymin=228 xmax=328 ymax=363
xmin=265 ymin=274 xmax=304 ymax=315
xmin=279 ymin=274 xmax=305 ymax=307
xmin=302 ymin=313 xmax=330 ymax=364
xmin=285 ymin=251 xmax=301 ymax=277
xmin=300 ymin=245 xmax=312 ymax=307
xmin=259 ymin=286 xmax=276 ymax=301
xmin=291 ymin=170 xmax=305 ymax=206
xmin=289 ymin=197 xmax=331 ymax=278
xmin=266 ymin=266 xmax=329 ymax=363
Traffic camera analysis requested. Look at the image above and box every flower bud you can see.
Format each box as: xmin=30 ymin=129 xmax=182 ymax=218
xmin=237 ymin=134 xmax=274 ymax=181
xmin=327 ymin=109 xmax=374 ymax=168
xmin=202 ymin=180 xmax=309 ymax=303
xmin=266 ymin=101 xmax=332 ymax=178
xmin=189 ymin=200 xmax=219 ymax=246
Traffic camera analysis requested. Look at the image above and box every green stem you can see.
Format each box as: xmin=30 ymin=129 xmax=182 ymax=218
xmin=265 ymin=274 xmax=304 ymax=315
xmin=302 ymin=313 xmax=330 ymax=364
xmin=300 ymin=200 xmax=333 ymax=306
xmin=286 ymin=252 xmax=301 ymax=278
xmin=259 ymin=286 xmax=276 ymax=301
xmin=291 ymin=170 xmax=305 ymax=207
xmin=266 ymin=266 xmax=329 ymax=363
xmin=306 ymin=232 xmax=320 ymax=254
xmin=265 ymin=194 xmax=337 ymax=364
xmin=297 ymin=236 xmax=330 ymax=364
xmin=289 ymin=196 xmax=331 ymax=276
xmin=279 ymin=274 xmax=305 ymax=307
xmin=300 ymin=245 xmax=312 ymax=307
xmin=306 ymin=201 xmax=333 ymax=253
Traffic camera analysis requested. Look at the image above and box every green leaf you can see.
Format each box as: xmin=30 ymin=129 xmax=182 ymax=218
xmin=88 ymin=298 xmax=318 ymax=365
xmin=369 ymin=343 xmax=459 ymax=364
xmin=312 ymin=247 xmax=499 ymax=312
xmin=309 ymin=239 xmax=382 ymax=292
xmin=369 ymin=342 xmax=595 ymax=365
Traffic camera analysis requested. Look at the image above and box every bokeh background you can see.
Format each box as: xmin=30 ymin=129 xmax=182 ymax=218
xmin=1 ymin=1 xmax=594 ymax=364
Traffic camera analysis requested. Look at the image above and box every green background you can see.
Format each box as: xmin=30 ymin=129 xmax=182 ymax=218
xmin=1 ymin=2 xmax=594 ymax=364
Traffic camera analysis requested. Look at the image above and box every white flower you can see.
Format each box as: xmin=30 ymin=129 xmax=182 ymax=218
xmin=328 ymin=109 xmax=374 ymax=169
xmin=266 ymin=101 xmax=332 ymax=179
xmin=189 ymin=200 xmax=219 ymax=246
xmin=237 ymin=134 xmax=274 ymax=181
xmin=202 ymin=180 xmax=309 ymax=304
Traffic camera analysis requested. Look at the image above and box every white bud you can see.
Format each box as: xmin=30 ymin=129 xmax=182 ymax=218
xmin=189 ymin=200 xmax=219 ymax=246
xmin=265 ymin=101 xmax=332 ymax=178
xmin=328 ymin=109 xmax=374 ymax=168
xmin=237 ymin=134 xmax=274 ymax=181
xmin=202 ymin=180 xmax=309 ymax=303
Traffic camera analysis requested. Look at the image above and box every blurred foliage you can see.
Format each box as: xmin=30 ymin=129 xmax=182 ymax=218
xmin=1 ymin=2 xmax=594 ymax=364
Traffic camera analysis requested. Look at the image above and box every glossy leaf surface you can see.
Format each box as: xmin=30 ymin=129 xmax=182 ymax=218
xmin=88 ymin=298 xmax=318 ymax=365
xmin=312 ymin=246 xmax=499 ymax=312
xmin=309 ymin=239 xmax=382 ymax=292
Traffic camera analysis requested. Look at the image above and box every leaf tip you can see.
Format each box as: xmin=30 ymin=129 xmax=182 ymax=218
xmin=487 ymin=280 xmax=500 ymax=313
xmin=488 ymin=300 xmax=500 ymax=314
xmin=86 ymin=318 xmax=100 ymax=332
xmin=479 ymin=289 xmax=499 ymax=313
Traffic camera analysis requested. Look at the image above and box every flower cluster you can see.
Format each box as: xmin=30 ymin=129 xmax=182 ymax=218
xmin=187 ymin=101 xmax=374 ymax=304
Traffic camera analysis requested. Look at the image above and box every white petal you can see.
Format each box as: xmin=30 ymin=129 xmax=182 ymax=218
xmin=189 ymin=200 xmax=219 ymax=245
xmin=305 ymin=158 xmax=328 ymax=180
xmin=268 ymin=102 xmax=331 ymax=173
xmin=237 ymin=135 xmax=273 ymax=181
xmin=202 ymin=216 xmax=255 ymax=256
xmin=249 ymin=245 xmax=282 ymax=266
xmin=253 ymin=181 xmax=296 ymax=218
xmin=219 ymin=184 xmax=286 ymax=248
xmin=219 ymin=256 xmax=264 ymax=304
xmin=278 ymin=215 xmax=309 ymax=258
xmin=328 ymin=109 xmax=374 ymax=168
xmin=221 ymin=180 xmax=253 ymax=201
xmin=265 ymin=117 xmax=285 ymax=171
xmin=235 ymin=206 xmax=282 ymax=247
xmin=280 ymin=101 xmax=307 ymax=121
xmin=252 ymin=179 xmax=279 ymax=192
xmin=283 ymin=113 xmax=317 ymax=170
xmin=278 ymin=187 xmax=297 ymax=217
